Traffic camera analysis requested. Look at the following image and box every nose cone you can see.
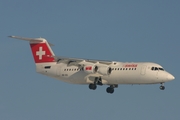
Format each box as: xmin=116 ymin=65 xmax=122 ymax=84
xmin=167 ymin=74 xmax=175 ymax=81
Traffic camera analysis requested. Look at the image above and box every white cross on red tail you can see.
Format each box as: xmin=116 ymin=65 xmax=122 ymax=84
xmin=30 ymin=42 xmax=55 ymax=63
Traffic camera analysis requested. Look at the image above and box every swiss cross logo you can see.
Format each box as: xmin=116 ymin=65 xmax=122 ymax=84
xmin=30 ymin=43 xmax=55 ymax=63
xmin=36 ymin=47 xmax=46 ymax=60
xmin=85 ymin=66 xmax=92 ymax=70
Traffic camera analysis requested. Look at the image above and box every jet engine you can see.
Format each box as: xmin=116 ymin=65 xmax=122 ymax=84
xmin=98 ymin=66 xmax=112 ymax=75
xmin=83 ymin=65 xmax=98 ymax=74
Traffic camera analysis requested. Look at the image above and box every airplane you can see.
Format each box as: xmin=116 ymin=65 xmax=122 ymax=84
xmin=9 ymin=36 xmax=175 ymax=94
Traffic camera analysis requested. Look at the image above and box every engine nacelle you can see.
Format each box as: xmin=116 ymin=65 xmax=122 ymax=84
xmin=98 ymin=66 xmax=112 ymax=75
xmin=83 ymin=65 xmax=98 ymax=74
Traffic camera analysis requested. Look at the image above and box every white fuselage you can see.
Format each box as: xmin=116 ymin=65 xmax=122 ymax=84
xmin=36 ymin=62 xmax=174 ymax=85
xmin=9 ymin=35 xmax=175 ymax=93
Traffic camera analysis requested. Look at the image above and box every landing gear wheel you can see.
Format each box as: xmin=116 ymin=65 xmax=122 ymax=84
xmin=106 ymin=87 xmax=114 ymax=94
xmin=159 ymin=86 xmax=165 ymax=90
xmin=94 ymin=77 xmax=103 ymax=86
xmin=89 ymin=84 xmax=97 ymax=90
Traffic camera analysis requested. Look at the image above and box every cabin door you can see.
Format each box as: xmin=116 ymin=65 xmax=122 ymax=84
xmin=141 ymin=65 xmax=146 ymax=75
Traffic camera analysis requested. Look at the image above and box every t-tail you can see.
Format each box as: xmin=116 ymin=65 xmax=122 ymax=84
xmin=9 ymin=36 xmax=57 ymax=75
xmin=9 ymin=36 xmax=56 ymax=64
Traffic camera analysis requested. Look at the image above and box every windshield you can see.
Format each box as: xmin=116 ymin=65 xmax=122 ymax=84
xmin=151 ymin=67 xmax=164 ymax=71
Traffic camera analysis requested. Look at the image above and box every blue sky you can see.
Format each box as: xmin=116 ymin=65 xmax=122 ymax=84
xmin=0 ymin=0 xmax=179 ymax=120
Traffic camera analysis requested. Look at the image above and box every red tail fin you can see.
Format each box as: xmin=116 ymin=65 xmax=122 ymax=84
xmin=9 ymin=36 xmax=55 ymax=64
xmin=30 ymin=42 xmax=55 ymax=63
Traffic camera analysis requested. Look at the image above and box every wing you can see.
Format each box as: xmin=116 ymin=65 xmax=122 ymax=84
xmin=54 ymin=56 xmax=114 ymax=66
xmin=54 ymin=56 xmax=115 ymax=82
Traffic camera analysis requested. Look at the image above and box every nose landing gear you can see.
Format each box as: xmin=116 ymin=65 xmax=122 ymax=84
xmin=159 ymin=83 xmax=165 ymax=90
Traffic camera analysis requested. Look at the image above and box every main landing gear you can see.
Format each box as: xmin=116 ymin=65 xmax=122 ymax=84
xmin=89 ymin=84 xmax=97 ymax=90
xmin=89 ymin=77 xmax=118 ymax=94
xmin=106 ymin=84 xmax=118 ymax=94
xmin=89 ymin=77 xmax=102 ymax=90
xmin=159 ymin=83 xmax=165 ymax=90
xmin=106 ymin=86 xmax=114 ymax=94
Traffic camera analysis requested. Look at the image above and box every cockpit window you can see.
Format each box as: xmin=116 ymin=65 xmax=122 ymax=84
xmin=159 ymin=68 xmax=164 ymax=71
xmin=155 ymin=67 xmax=158 ymax=70
xmin=151 ymin=67 xmax=164 ymax=71
xmin=151 ymin=67 xmax=154 ymax=70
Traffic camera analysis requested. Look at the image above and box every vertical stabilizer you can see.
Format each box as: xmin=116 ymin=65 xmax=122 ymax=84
xmin=9 ymin=36 xmax=56 ymax=64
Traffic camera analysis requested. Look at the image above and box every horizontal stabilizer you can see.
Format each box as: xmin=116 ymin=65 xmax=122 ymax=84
xmin=9 ymin=36 xmax=54 ymax=46
xmin=9 ymin=36 xmax=44 ymax=42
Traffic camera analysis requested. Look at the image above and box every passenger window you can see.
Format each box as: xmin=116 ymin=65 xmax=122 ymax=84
xmin=129 ymin=68 xmax=131 ymax=70
xmin=123 ymin=68 xmax=125 ymax=70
